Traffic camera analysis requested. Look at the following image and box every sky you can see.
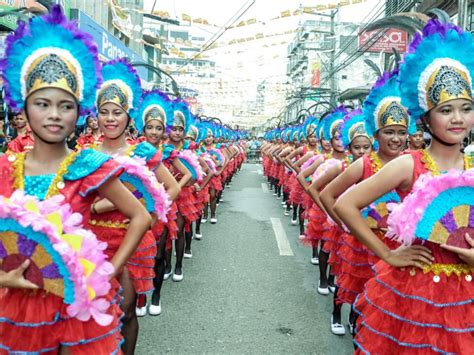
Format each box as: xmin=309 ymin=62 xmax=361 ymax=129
xmin=143 ymin=0 xmax=380 ymax=124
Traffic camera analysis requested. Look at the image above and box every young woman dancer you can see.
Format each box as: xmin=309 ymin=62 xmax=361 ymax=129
xmin=76 ymin=114 xmax=103 ymax=148
xmin=200 ymin=124 xmax=225 ymax=224
xmin=297 ymin=111 xmax=343 ymax=272
xmin=321 ymin=70 xmax=413 ymax=336
xmin=131 ymin=89 xmax=182 ymax=316
xmin=335 ymin=20 xmax=474 ymax=353
xmin=164 ymin=99 xmax=201 ymax=282
xmin=0 ymin=6 xmax=151 ymax=353
xmin=89 ymin=58 xmax=173 ymax=353
xmin=309 ymin=109 xmax=373 ymax=334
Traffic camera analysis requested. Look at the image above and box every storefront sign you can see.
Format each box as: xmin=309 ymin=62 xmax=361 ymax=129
xmin=72 ymin=9 xmax=146 ymax=78
xmin=358 ymin=28 xmax=407 ymax=53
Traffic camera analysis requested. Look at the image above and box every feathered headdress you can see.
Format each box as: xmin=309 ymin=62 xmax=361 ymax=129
xmin=363 ymin=70 xmax=414 ymax=136
xmin=1 ymin=5 xmax=101 ymax=114
xmin=171 ymin=98 xmax=191 ymax=133
xmin=399 ymin=20 xmax=474 ymax=121
xmin=341 ymin=108 xmax=372 ymax=149
xmin=131 ymin=89 xmax=173 ymax=132
xmin=322 ymin=106 xmax=348 ymax=141
xmin=303 ymin=116 xmax=318 ymax=139
xmin=96 ymin=58 xmax=142 ymax=113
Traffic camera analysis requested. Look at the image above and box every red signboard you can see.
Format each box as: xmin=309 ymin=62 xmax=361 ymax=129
xmin=358 ymin=28 xmax=407 ymax=53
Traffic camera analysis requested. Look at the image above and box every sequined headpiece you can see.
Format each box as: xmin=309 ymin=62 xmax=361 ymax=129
xmin=97 ymin=58 xmax=142 ymax=113
xmin=399 ymin=20 xmax=474 ymax=120
xmin=322 ymin=106 xmax=348 ymax=141
xmin=171 ymin=99 xmax=191 ymax=133
xmin=303 ymin=116 xmax=318 ymax=139
xmin=1 ymin=5 xmax=101 ymax=114
xmin=131 ymin=89 xmax=172 ymax=132
xmin=341 ymin=108 xmax=372 ymax=149
xmin=364 ymin=70 xmax=414 ymax=135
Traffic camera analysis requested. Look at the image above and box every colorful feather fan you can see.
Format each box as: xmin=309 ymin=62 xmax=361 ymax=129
xmin=362 ymin=191 xmax=401 ymax=230
xmin=0 ymin=191 xmax=114 ymax=325
xmin=387 ymin=170 xmax=474 ymax=248
xmin=114 ymin=155 xmax=171 ymax=222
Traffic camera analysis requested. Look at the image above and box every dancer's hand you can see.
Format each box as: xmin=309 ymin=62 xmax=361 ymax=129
xmin=383 ymin=245 xmax=433 ymax=269
xmin=0 ymin=260 xmax=39 ymax=289
xmin=441 ymin=233 xmax=474 ymax=266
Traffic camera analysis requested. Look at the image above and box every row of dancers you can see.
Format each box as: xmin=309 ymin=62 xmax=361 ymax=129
xmin=0 ymin=6 xmax=246 ymax=354
xmin=261 ymin=18 xmax=473 ymax=354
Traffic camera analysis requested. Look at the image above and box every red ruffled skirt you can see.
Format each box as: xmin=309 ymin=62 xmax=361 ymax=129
xmin=0 ymin=280 xmax=123 ymax=354
xmin=336 ymin=229 xmax=399 ymax=305
xmin=301 ymin=203 xmax=327 ymax=247
xmin=209 ymin=175 xmax=223 ymax=192
xmin=289 ymin=173 xmax=305 ymax=205
xmin=90 ymin=222 xmax=156 ymax=294
xmin=354 ymin=261 xmax=474 ymax=354
xmin=176 ymin=186 xmax=200 ymax=232
xmin=322 ymin=223 xmax=344 ymax=277
xmin=336 ymin=232 xmax=375 ymax=305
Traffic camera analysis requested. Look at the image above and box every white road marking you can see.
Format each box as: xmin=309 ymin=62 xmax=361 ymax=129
xmin=261 ymin=183 xmax=269 ymax=193
xmin=270 ymin=217 xmax=294 ymax=256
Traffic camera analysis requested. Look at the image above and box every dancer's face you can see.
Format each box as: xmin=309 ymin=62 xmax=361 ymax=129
xmin=205 ymin=135 xmax=214 ymax=145
xmin=426 ymin=99 xmax=473 ymax=145
xmin=409 ymin=130 xmax=424 ymax=149
xmin=331 ymin=132 xmax=344 ymax=153
xmin=307 ymin=134 xmax=317 ymax=146
xmin=376 ymin=125 xmax=407 ymax=157
xmin=349 ymin=136 xmax=372 ymax=159
xmin=86 ymin=115 xmax=99 ymax=130
xmin=320 ymin=138 xmax=332 ymax=152
xmin=13 ymin=112 xmax=27 ymax=129
xmin=169 ymin=126 xmax=184 ymax=142
xmin=98 ymin=102 xmax=129 ymax=139
xmin=144 ymin=119 xmax=164 ymax=145
xmin=25 ymin=88 xmax=78 ymax=143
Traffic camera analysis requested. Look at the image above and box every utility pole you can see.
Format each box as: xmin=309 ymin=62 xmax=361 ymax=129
xmin=458 ymin=0 xmax=469 ymax=30
xmin=329 ymin=9 xmax=337 ymax=107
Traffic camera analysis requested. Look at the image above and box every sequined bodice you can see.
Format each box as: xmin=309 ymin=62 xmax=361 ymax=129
xmin=24 ymin=174 xmax=55 ymax=201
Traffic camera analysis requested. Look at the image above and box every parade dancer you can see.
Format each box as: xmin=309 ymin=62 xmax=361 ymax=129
xmin=311 ymin=109 xmax=373 ymax=335
xmin=76 ymin=114 xmax=103 ymax=148
xmin=0 ymin=6 xmax=152 ymax=353
xmin=321 ymin=70 xmax=413 ymax=336
xmin=164 ymin=99 xmax=202 ymax=282
xmin=90 ymin=59 xmax=172 ymax=353
xmin=131 ymin=89 xmax=181 ymax=316
xmin=335 ymin=20 xmax=474 ymax=353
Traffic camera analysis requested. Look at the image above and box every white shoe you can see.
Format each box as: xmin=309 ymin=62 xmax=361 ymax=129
xmin=331 ymin=316 xmax=346 ymax=335
xmin=201 ymin=218 xmax=208 ymax=224
xmin=291 ymin=219 xmax=298 ymax=225
xmin=136 ymin=306 xmax=147 ymax=317
xmin=148 ymin=301 xmax=162 ymax=316
xmin=284 ymin=211 xmax=290 ymax=216
xmin=329 ymin=285 xmax=336 ymax=293
xmin=317 ymin=281 xmax=329 ymax=295
xmin=273 ymin=192 xmax=278 ymax=196
xmin=195 ymin=233 xmax=202 ymax=240
xmin=172 ymin=271 xmax=183 ymax=282
xmin=210 ymin=218 xmax=217 ymax=224
xmin=311 ymin=257 xmax=319 ymax=265
xmin=164 ymin=270 xmax=172 ymax=280
xmin=184 ymin=251 xmax=192 ymax=259
xmin=281 ymin=201 xmax=286 ymax=205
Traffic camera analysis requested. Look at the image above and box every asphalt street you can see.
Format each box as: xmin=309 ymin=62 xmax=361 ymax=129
xmin=136 ymin=163 xmax=354 ymax=354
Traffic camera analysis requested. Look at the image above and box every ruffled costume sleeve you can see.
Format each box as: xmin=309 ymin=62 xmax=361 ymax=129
xmin=64 ymin=149 xmax=124 ymax=197
xmin=132 ymin=141 xmax=162 ymax=171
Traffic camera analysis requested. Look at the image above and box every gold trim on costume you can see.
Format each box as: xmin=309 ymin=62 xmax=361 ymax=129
xmin=88 ymin=219 xmax=128 ymax=229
